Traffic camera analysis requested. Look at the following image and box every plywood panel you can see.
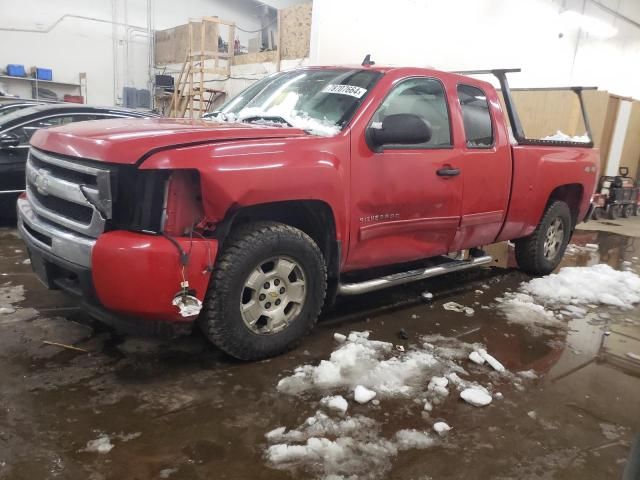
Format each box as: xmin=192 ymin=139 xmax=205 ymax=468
xmin=619 ymin=100 xmax=640 ymax=180
xmin=280 ymin=2 xmax=312 ymax=59
xmin=232 ymin=50 xmax=278 ymax=66
xmin=155 ymin=21 xmax=233 ymax=66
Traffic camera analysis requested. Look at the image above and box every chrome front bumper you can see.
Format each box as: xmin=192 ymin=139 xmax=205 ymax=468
xmin=17 ymin=196 xmax=95 ymax=268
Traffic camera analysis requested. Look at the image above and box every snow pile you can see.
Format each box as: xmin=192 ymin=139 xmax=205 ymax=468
xmin=498 ymin=264 xmax=640 ymax=334
xmin=541 ymin=130 xmax=591 ymax=143
xmin=265 ymin=411 xmax=437 ymax=478
xmin=0 ymin=283 xmax=25 ymax=313
xmin=277 ymin=331 xmax=438 ymax=396
xmin=496 ymin=292 xmax=565 ymax=334
xmin=265 ymin=412 xmax=401 ymax=478
xmin=269 ymin=331 xmax=525 ymax=479
xmin=208 ymin=104 xmax=341 ymax=137
xmin=522 ymin=264 xmax=640 ymax=308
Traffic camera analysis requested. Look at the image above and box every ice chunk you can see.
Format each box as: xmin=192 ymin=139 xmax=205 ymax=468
xmin=443 ymin=302 xmax=465 ymax=312
xmin=321 ymin=395 xmax=349 ymax=414
xmin=422 ymin=291 xmax=434 ymax=300
xmin=460 ymin=388 xmax=492 ymax=407
xmin=265 ymin=426 xmax=287 ymax=441
xmin=428 ymin=376 xmax=448 ymax=388
xmin=423 ymin=400 xmax=433 ymax=411
xmin=517 ymin=369 xmax=538 ymax=379
xmin=468 ymin=351 xmax=485 ymax=365
xmin=433 ymin=421 xmax=452 ymax=436
xmin=313 ymin=360 xmax=343 ymax=387
xmin=478 ymin=349 xmax=505 ymax=373
xmin=0 ymin=307 xmax=16 ymax=315
xmin=394 ymin=429 xmax=435 ymax=450
xmin=354 ymin=385 xmax=376 ymax=404
xmin=333 ymin=333 xmax=347 ymax=343
xmin=627 ymin=352 xmax=640 ymax=361
xmin=83 ymin=435 xmax=114 ymax=454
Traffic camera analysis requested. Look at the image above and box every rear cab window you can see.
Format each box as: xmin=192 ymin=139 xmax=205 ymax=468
xmin=457 ymin=84 xmax=493 ymax=148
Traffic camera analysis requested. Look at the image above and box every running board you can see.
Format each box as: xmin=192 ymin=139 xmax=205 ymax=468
xmin=337 ymin=255 xmax=493 ymax=296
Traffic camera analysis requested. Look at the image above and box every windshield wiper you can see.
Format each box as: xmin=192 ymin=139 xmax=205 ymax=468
xmin=241 ymin=115 xmax=293 ymax=127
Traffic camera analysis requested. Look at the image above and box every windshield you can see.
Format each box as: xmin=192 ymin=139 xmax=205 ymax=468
xmin=206 ymin=69 xmax=382 ymax=136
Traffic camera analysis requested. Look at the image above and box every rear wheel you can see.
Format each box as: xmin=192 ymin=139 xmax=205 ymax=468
xmin=200 ymin=221 xmax=327 ymax=360
xmin=621 ymin=204 xmax=633 ymax=218
xmin=515 ymin=201 xmax=572 ymax=275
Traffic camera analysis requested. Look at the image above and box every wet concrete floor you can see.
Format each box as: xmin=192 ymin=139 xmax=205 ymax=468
xmin=0 ymin=226 xmax=639 ymax=480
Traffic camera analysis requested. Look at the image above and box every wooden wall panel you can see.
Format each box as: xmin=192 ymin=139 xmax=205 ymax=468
xmin=280 ymin=2 xmax=312 ymax=59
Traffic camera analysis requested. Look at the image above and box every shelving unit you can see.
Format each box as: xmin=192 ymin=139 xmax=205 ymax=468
xmin=0 ymin=73 xmax=84 ymax=102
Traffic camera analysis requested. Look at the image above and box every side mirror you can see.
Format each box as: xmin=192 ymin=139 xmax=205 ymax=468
xmin=0 ymin=133 xmax=20 ymax=149
xmin=366 ymin=113 xmax=432 ymax=152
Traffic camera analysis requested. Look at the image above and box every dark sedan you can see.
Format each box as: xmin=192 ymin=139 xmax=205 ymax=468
xmin=0 ymin=101 xmax=41 ymax=117
xmin=0 ymin=104 xmax=157 ymax=219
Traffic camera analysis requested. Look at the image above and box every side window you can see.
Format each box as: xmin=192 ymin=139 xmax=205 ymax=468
xmin=457 ymin=84 xmax=493 ymax=148
xmin=371 ymin=77 xmax=451 ymax=148
xmin=13 ymin=115 xmax=79 ymax=145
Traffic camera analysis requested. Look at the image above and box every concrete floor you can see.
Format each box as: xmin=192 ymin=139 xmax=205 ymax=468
xmin=0 ymin=220 xmax=639 ymax=480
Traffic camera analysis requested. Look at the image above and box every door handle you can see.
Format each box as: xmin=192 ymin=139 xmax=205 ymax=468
xmin=436 ymin=166 xmax=460 ymax=177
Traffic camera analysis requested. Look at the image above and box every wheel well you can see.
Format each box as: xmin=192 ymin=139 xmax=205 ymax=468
xmin=217 ymin=200 xmax=340 ymax=280
xmin=548 ymin=184 xmax=584 ymax=227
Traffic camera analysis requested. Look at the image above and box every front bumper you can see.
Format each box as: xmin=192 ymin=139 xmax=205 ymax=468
xmin=17 ymin=196 xmax=218 ymax=323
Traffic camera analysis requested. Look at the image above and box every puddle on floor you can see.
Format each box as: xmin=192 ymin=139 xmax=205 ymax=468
xmin=0 ymin=227 xmax=638 ymax=479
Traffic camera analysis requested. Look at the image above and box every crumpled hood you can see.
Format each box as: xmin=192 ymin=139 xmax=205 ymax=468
xmin=30 ymin=118 xmax=307 ymax=164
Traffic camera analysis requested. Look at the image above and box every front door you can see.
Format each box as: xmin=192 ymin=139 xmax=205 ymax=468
xmin=346 ymin=76 xmax=463 ymax=271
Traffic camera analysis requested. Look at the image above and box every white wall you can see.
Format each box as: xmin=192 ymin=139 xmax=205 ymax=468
xmin=0 ymin=0 xmax=271 ymax=106
xmin=309 ymin=0 xmax=640 ymax=98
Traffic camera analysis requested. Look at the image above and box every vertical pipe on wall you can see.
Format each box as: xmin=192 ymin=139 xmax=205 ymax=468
xmin=111 ymin=0 xmax=119 ymax=105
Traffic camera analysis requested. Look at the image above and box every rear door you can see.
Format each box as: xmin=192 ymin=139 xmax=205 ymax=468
xmin=346 ymin=76 xmax=464 ymax=271
xmin=450 ymin=83 xmax=512 ymax=250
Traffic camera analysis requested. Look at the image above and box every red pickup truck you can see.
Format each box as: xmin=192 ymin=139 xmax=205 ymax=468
xmin=17 ymin=64 xmax=598 ymax=360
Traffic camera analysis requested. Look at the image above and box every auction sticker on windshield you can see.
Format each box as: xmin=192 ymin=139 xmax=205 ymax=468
xmin=322 ymin=84 xmax=367 ymax=98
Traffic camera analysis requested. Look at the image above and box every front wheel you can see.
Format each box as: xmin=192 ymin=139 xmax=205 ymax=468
xmin=515 ymin=201 xmax=572 ymax=275
xmin=200 ymin=221 xmax=327 ymax=360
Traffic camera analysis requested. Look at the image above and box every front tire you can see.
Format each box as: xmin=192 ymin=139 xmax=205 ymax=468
xmin=515 ymin=201 xmax=572 ymax=275
xmin=201 ymin=221 xmax=327 ymax=360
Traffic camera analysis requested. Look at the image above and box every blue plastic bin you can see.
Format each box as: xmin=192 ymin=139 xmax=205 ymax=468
xmin=6 ymin=64 xmax=26 ymax=77
xmin=33 ymin=68 xmax=53 ymax=81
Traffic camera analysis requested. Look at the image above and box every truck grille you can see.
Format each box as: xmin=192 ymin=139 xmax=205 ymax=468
xmin=25 ymin=148 xmax=113 ymax=239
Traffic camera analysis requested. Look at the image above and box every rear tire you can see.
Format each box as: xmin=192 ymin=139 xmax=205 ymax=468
xmin=621 ymin=204 xmax=633 ymax=218
xmin=200 ymin=221 xmax=326 ymax=360
xmin=515 ymin=201 xmax=572 ymax=276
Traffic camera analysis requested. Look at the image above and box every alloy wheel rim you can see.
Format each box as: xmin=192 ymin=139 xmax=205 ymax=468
xmin=543 ymin=218 xmax=564 ymax=260
xmin=239 ymin=256 xmax=306 ymax=335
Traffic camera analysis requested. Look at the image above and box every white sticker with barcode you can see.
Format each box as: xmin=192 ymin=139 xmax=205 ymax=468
xmin=322 ymin=84 xmax=367 ymax=98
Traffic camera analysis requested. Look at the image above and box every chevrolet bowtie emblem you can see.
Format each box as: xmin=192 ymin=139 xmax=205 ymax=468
xmin=34 ymin=168 xmax=52 ymax=196
xmin=269 ymin=292 xmax=279 ymax=298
